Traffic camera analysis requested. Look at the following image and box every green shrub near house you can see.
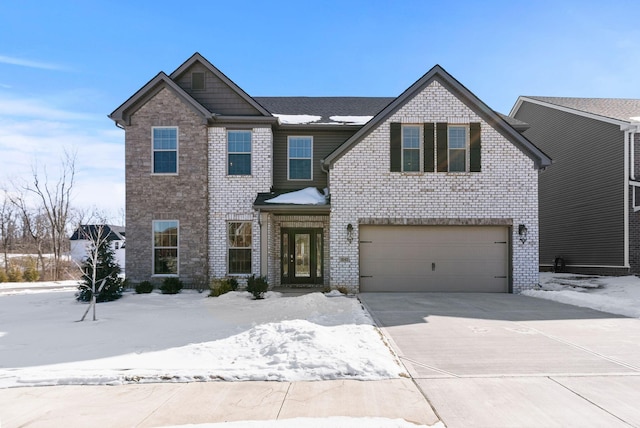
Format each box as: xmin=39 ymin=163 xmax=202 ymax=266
xmin=135 ymin=281 xmax=154 ymax=294
xmin=246 ymin=274 xmax=269 ymax=300
xmin=209 ymin=277 xmax=238 ymax=297
xmin=160 ymin=277 xmax=183 ymax=294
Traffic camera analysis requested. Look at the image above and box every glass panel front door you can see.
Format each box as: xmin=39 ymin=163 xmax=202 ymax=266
xmin=295 ymin=233 xmax=311 ymax=278
xmin=281 ymin=228 xmax=323 ymax=285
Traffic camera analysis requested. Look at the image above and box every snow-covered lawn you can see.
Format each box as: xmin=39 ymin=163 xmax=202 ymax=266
xmin=0 ymin=284 xmax=403 ymax=388
xmin=523 ymin=272 xmax=640 ymax=318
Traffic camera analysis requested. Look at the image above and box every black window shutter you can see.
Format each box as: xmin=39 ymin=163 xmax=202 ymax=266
xmin=436 ymin=122 xmax=448 ymax=172
xmin=423 ymin=123 xmax=435 ymax=172
xmin=390 ymin=123 xmax=401 ymax=172
xmin=470 ymin=122 xmax=481 ymax=172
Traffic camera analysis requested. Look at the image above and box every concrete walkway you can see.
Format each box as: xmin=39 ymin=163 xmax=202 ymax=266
xmin=0 ymin=379 xmax=439 ymax=427
xmin=360 ymin=293 xmax=640 ymax=428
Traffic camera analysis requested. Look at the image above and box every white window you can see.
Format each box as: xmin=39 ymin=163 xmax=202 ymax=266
xmin=402 ymin=125 xmax=421 ymax=172
xmin=288 ymin=136 xmax=313 ymax=180
xmin=448 ymin=126 xmax=468 ymax=172
xmin=152 ymin=127 xmax=178 ymax=174
xmin=227 ymin=130 xmax=252 ymax=175
xmin=228 ymin=222 xmax=252 ymax=274
xmin=153 ymin=220 xmax=178 ymax=275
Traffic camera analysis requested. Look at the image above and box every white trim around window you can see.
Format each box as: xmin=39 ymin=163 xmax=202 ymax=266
xmin=401 ymin=124 xmax=422 ymax=172
xmin=152 ymin=219 xmax=179 ymax=276
xmin=287 ymin=136 xmax=313 ymax=181
xmin=448 ymin=125 xmax=469 ymax=172
xmin=151 ymin=126 xmax=179 ymax=175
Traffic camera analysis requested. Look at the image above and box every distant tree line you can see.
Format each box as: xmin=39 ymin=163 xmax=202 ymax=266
xmin=1 ymin=151 xmax=79 ymax=281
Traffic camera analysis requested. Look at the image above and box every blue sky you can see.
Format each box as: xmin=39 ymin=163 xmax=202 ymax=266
xmin=1 ymin=0 xmax=639 ymax=220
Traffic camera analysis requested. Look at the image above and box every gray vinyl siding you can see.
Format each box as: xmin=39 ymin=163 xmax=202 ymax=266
xmin=175 ymin=63 xmax=262 ymax=116
xmin=514 ymin=101 xmax=625 ymax=267
xmin=273 ymin=128 xmax=356 ymax=190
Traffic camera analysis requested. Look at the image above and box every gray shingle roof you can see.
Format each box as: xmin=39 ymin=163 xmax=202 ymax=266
xmin=253 ymin=97 xmax=394 ymax=123
xmin=526 ymin=96 xmax=640 ymax=123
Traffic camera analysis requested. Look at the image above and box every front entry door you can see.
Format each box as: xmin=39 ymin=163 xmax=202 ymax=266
xmin=281 ymin=228 xmax=323 ymax=285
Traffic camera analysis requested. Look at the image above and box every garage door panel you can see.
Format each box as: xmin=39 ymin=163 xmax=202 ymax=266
xmin=359 ymin=226 xmax=509 ymax=292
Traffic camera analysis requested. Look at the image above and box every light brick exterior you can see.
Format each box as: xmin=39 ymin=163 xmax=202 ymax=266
xmin=119 ymin=57 xmax=544 ymax=294
xmin=329 ymin=81 xmax=540 ymax=293
xmin=125 ymin=88 xmax=208 ymax=285
xmin=208 ymin=126 xmax=272 ymax=282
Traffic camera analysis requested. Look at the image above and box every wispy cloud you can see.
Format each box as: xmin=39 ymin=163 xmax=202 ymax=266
xmin=0 ymin=94 xmax=97 ymax=121
xmin=0 ymin=54 xmax=68 ymax=71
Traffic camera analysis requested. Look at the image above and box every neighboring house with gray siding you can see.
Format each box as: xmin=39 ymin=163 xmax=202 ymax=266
xmin=110 ymin=52 xmax=550 ymax=293
xmin=511 ymin=96 xmax=640 ymax=274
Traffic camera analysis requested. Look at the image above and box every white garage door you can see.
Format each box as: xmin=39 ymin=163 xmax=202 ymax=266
xmin=359 ymin=225 xmax=509 ymax=292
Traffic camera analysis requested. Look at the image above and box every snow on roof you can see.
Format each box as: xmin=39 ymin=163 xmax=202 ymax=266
xmin=274 ymin=114 xmax=322 ymax=125
xmin=265 ymin=187 xmax=327 ymax=205
xmin=329 ymin=115 xmax=373 ymax=125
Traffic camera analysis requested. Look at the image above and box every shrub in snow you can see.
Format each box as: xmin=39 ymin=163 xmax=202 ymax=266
xmin=0 ymin=268 xmax=7 ymax=282
xmin=76 ymin=237 xmax=124 ymax=303
xmin=246 ymin=274 xmax=269 ymax=299
xmin=209 ymin=277 xmax=238 ymax=297
xmin=135 ymin=281 xmax=154 ymax=294
xmin=23 ymin=258 xmax=39 ymax=282
xmin=160 ymin=277 xmax=183 ymax=294
xmin=7 ymin=263 xmax=23 ymax=282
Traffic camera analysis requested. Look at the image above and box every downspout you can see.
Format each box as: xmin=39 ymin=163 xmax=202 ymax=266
xmin=625 ymin=128 xmax=630 ymax=269
xmin=622 ymin=124 xmax=639 ymax=269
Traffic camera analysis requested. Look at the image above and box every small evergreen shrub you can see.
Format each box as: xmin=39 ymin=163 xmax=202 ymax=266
xmin=135 ymin=281 xmax=154 ymax=294
xmin=209 ymin=277 xmax=239 ymax=297
xmin=0 ymin=268 xmax=8 ymax=283
xmin=76 ymin=238 xmax=124 ymax=303
xmin=246 ymin=274 xmax=269 ymax=300
xmin=160 ymin=277 xmax=183 ymax=294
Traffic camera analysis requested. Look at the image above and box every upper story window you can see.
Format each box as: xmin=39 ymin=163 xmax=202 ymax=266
xmin=153 ymin=220 xmax=178 ymax=275
xmin=448 ymin=126 xmax=468 ymax=172
xmin=228 ymin=130 xmax=252 ymax=175
xmin=288 ymin=136 xmax=313 ymax=180
xmin=152 ymin=127 xmax=178 ymax=174
xmin=402 ymin=125 xmax=421 ymax=172
xmin=192 ymin=72 xmax=205 ymax=90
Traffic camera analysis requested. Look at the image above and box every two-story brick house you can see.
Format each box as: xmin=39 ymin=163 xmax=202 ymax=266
xmin=110 ymin=53 xmax=550 ymax=293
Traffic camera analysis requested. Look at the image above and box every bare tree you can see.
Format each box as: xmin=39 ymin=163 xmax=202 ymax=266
xmin=8 ymin=188 xmax=49 ymax=279
xmin=27 ymin=150 xmax=76 ymax=280
xmin=0 ymin=192 xmax=18 ymax=270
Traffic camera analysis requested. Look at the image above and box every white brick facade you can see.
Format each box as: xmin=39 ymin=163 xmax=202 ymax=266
xmin=208 ymin=126 xmax=272 ymax=281
xmin=329 ymin=81 xmax=540 ymax=293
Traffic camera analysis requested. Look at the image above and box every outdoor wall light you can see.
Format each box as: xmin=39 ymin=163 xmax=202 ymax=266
xmin=518 ymin=224 xmax=528 ymax=244
xmin=346 ymin=223 xmax=354 ymax=243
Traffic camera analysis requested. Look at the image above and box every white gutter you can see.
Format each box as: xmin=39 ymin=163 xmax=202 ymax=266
xmin=621 ymin=122 xmax=640 ymax=268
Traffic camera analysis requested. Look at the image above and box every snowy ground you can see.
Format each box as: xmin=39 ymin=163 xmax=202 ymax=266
xmin=523 ymin=272 xmax=640 ymax=318
xmin=0 ymin=284 xmax=404 ymax=389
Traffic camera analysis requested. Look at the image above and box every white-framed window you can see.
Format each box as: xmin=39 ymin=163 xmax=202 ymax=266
xmin=153 ymin=220 xmax=178 ymax=275
xmin=227 ymin=130 xmax=252 ymax=175
xmin=288 ymin=136 xmax=313 ymax=180
xmin=402 ymin=125 xmax=421 ymax=172
xmin=152 ymin=127 xmax=178 ymax=174
xmin=448 ymin=125 xmax=468 ymax=172
xmin=228 ymin=222 xmax=252 ymax=274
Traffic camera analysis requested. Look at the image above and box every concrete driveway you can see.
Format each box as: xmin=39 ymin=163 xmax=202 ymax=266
xmin=359 ymin=293 xmax=640 ymax=428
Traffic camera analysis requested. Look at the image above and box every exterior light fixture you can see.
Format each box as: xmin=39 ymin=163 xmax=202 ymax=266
xmin=518 ymin=224 xmax=528 ymax=244
xmin=346 ymin=223 xmax=354 ymax=243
